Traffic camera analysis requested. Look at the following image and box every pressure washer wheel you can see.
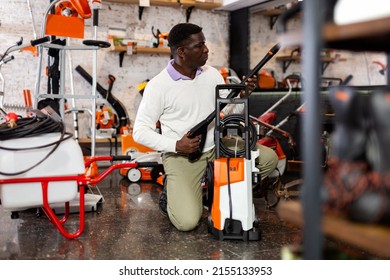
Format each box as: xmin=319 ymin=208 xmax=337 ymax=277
xmin=127 ymin=168 xmax=142 ymax=182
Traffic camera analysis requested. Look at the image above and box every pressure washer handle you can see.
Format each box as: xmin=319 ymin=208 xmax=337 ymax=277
xmin=242 ymin=43 xmax=281 ymax=85
xmin=187 ymin=43 xmax=281 ymax=133
xmin=216 ymin=84 xmax=247 ymax=99
xmin=224 ymin=43 xmax=281 ymax=102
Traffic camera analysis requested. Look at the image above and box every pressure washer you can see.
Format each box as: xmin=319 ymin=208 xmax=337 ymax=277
xmin=208 ymin=84 xmax=261 ymax=241
xmin=194 ymin=44 xmax=281 ymax=241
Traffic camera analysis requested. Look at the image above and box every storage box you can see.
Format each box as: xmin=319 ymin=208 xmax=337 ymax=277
xmin=0 ymin=133 xmax=85 ymax=211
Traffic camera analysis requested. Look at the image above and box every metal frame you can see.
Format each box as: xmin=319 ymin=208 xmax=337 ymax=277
xmin=33 ymin=0 xmax=99 ymax=156
xmin=301 ymin=0 xmax=324 ymax=259
xmin=0 ymin=157 xmax=146 ymax=239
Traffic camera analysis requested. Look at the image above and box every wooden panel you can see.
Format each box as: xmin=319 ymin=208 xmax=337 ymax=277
xmin=78 ymin=137 xmax=121 ymax=144
xmin=278 ymin=200 xmax=390 ymax=258
xmin=105 ymin=0 xmax=221 ymax=10
xmin=278 ymin=17 xmax=390 ymax=52
xmin=112 ymin=45 xmax=171 ymax=54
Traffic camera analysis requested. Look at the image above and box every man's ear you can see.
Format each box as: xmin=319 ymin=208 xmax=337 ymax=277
xmin=176 ymin=47 xmax=185 ymax=58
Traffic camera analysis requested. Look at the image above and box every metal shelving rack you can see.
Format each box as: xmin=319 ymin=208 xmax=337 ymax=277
xmin=278 ymin=0 xmax=390 ymax=259
xmin=300 ymin=0 xmax=324 ymax=260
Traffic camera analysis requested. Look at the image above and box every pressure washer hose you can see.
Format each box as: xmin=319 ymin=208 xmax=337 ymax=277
xmin=218 ymin=114 xmax=257 ymax=157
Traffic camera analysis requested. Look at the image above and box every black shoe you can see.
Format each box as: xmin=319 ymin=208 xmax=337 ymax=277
xmin=252 ymin=182 xmax=265 ymax=198
xmin=159 ymin=186 xmax=168 ymax=217
xmin=252 ymin=177 xmax=269 ymax=198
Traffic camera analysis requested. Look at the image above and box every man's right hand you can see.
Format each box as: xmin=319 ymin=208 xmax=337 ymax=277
xmin=176 ymin=134 xmax=201 ymax=154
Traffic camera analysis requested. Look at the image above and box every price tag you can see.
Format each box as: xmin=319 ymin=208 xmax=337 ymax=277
xmin=103 ymin=110 xmax=110 ymax=121
xmin=139 ymin=0 xmax=150 ymax=7
xmin=127 ymin=42 xmax=134 ymax=55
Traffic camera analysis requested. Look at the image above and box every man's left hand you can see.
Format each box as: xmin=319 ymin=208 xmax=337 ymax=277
xmin=240 ymin=75 xmax=257 ymax=98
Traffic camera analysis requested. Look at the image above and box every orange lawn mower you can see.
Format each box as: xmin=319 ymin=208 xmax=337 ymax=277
xmin=250 ymin=101 xmax=333 ymax=208
xmin=250 ymin=109 xmax=304 ymax=209
xmin=119 ymin=134 xmax=164 ymax=185
xmin=117 ymin=79 xmax=165 ymax=185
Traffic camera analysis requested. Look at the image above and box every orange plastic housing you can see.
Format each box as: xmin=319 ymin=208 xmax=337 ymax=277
xmin=46 ymin=14 xmax=85 ymax=38
xmin=121 ymin=134 xmax=154 ymax=155
xmin=211 ymin=157 xmax=245 ymax=230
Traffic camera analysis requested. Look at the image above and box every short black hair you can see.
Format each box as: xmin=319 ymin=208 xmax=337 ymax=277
xmin=168 ymin=23 xmax=203 ymax=48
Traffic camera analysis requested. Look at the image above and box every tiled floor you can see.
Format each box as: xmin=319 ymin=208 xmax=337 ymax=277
xmin=0 ymin=167 xmax=303 ymax=260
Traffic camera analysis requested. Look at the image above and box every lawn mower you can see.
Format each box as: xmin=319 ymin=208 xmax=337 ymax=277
xmin=119 ymin=134 xmax=164 ymax=184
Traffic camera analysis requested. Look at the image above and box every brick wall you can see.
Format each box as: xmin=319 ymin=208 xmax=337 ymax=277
xmin=0 ymin=0 xmax=229 ymax=137
xmin=0 ymin=0 xmax=386 ymax=139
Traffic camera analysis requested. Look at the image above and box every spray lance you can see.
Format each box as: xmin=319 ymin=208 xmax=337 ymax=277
xmin=187 ymin=43 xmax=281 ymax=161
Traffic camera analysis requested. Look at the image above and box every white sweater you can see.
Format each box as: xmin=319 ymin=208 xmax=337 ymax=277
xmin=133 ymin=65 xmax=243 ymax=153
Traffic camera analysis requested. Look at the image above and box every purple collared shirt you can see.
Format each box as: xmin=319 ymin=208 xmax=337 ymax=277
xmin=166 ymin=59 xmax=202 ymax=80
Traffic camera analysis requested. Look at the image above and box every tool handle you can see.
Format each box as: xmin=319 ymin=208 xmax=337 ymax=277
xmin=111 ymin=155 xmax=132 ymax=161
xmin=30 ymin=36 xmax=50 ymax=46
xmin=107 ymin=74 xmax=116 ymax=96
xmin=137 ymin=161 xmax=160 ymax=168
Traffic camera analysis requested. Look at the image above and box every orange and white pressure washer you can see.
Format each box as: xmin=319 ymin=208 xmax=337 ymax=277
xmin=208 ymin=84 xmax=261 ymax=241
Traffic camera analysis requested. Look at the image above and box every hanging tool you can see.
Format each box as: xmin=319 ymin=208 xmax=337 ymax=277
xmin=75 ymin=65 xmax=130 ymax=134
xmin=373 ymin=60 xmax=387 ymax=75
xmin=151 ymin=26 xmax=168 ymax=48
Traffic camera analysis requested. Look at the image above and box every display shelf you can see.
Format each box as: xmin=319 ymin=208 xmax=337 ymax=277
xmin=111 ymin=45 xmax=171 ymax=54
xmin=79 ymin=136 xmax=121 ymax=155
xmin=279 ymin=17 xmax=390 ymax=52
xmin=323 ymin=17 xmax=390 ymax=52
xmin=110 ymin=45 xmax=171 ymax=67
xmin=276 ymin=54 xmax=346 ymax=73
xmin=256 ymin=8 xmax=286 ymax=30
xmin=278 ymin=200 xmax=390 ymax=259
xmin=105 ymin=0 xmax=221 ymax=21
xmin=78 ymin=136 xmax=122 ymax=144
xmin=105 ymin=0 xmax=222 ymax=10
